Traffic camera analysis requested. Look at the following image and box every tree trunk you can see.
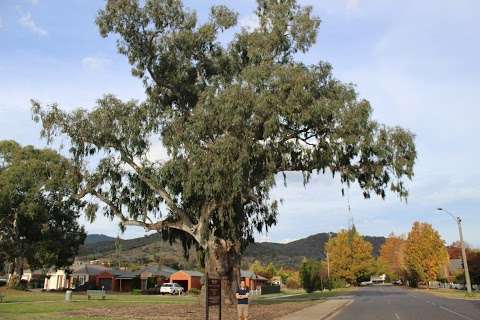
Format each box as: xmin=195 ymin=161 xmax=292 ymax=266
xmin=7 ymin=260 xmax=17 ymax=288
xmin=202 ymin=239 xmax=241 ymax=306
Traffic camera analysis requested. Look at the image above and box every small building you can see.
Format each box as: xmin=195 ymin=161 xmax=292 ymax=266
xmin=115 ymin=271 xmax=141 ymax=292
xmin=21 ymin=269 xmax=45 ymax=288
xmin=44 ymin=269 xmax=72 ymax=290
xmin=96 ymin=270 xmax=116 ymax=291
xmin=72 ymin=264 xmax=109 ymax=290
xmin=370 ymin=274 xmax=386 ymax=284
xmin=140 ymin=265 xmax=177 ymax=290
xmin=95 ymin=269 xmax=141 ymax=292
xmin=241 ymin=270 xmax=268 ymax=290
xmin=170 ymin=270 xmax=204 ymax=292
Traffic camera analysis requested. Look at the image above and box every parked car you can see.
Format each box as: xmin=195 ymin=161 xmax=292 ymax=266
xmin=393 ymin=280 xmax=402 ymax=286
xmin=360 ymin=280 xmax=373 ymax=286
xmin=160 ymin=283 xmax=184 ymax=295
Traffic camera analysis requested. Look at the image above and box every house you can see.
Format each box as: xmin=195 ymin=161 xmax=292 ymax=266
xmin=170 ymin=270 xmax=204 ymax=292
xmin=140 ymin=265 xmax=177 ymax=290
xmin=114 ymin=271 xmax=141 ymax=292
xmin=95 ymin=269 xmax=141 ymax=292
xmin=72 ymin=264 xmax=109 ymax=289
xmin=43 ymin=269 xmax=73 ymax=290
xmin=241 ymin=270 xmax=268 ymax=290
xmin=96 ymin=270 xmax=116 ymax=291
xmin=370 ymin=274 xmax=386 ymax=284
xmin=21 ymin=269 xmax=44 ymax=288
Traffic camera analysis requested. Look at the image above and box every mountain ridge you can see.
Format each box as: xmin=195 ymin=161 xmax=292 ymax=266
xmin=79 ymin=232 xmax=386 ymax=268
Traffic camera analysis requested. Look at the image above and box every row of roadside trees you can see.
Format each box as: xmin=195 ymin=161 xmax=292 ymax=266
xmin=380 ymin=222 xmax=480 ymax=287
xmin=297 ymin=222 xmax=461 ymax=292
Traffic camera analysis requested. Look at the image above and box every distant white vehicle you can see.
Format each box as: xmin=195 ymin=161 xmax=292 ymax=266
xmin=360 ymin=280 xmax=373 ymax=286
xmin=160 ymin=283 xmax=184 ymax=295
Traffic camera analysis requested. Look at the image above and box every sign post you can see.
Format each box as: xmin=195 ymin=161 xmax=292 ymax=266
xmin=205 ymin=275 xmax=222 ymax=320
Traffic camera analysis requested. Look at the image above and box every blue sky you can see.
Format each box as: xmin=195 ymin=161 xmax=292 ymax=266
xmin=1 ymin=0 xmax=479 ymax=246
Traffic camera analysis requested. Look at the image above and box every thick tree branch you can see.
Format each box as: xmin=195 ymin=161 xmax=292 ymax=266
xmin=89 ymin=189 xmax=204 ymax=246
xmin=118 ymin=149 xmax=195 ymax=230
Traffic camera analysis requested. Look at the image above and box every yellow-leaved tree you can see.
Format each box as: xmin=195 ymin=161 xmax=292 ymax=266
xmin=404 ymin=222 xmax=449 ymax=286
xmin=325 ymin=227 xmax=375 ymax=284
xmin=379 ymin=233 xmax=407 ymax=280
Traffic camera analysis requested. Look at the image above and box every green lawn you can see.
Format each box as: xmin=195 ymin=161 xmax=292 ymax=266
xmin=0 ymin=288 xmax=198 ymax=320
xmin=0 ymin=287 xmax=354 ymax=319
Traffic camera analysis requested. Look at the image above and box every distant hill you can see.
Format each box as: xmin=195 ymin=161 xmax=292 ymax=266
xmin=79 ymin=232 xmax=386 ymax=269
xmin=243 ymin=233 xmax=386 ymax=267
xmin=83 ymin=234 xmax=116 ymax=245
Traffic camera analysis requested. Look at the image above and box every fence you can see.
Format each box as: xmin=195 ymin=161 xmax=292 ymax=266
xmin=260 ymin=285 xmax=281 ymax=295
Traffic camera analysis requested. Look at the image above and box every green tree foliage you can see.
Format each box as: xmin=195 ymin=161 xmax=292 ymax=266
xmin=404 ymin=222 xmax=449 ymax=286
xmin=299 ymin=259 xmax=323 ymax=293
xmin=0 ymin=141 xmax=86 ymax=285
xmin=325 ymin=228 xmax=375 ymax=284
xmin=31 ymin=0 xmax=415 ymax=302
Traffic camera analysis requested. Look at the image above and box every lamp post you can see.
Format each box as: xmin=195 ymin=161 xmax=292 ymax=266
xmin=436 ymin=208 xmax=472 ymax=294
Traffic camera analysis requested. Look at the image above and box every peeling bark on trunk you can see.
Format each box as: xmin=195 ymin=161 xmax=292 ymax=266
xmin=201 ymin=239 xmax=241 ymax=306
xmin=7 ymin=260 xmax=18 ymax=288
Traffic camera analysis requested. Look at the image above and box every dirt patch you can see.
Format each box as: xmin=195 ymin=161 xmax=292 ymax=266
xmin=64 ymin=301 xmax=317 ymax=320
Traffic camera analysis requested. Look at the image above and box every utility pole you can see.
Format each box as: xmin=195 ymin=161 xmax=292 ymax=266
xmin=437 ymin=208 xmax=472 ymax=294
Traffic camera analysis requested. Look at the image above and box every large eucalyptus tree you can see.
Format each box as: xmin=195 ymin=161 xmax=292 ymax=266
xmin=32 ymin=0 xmax=416 ymax=302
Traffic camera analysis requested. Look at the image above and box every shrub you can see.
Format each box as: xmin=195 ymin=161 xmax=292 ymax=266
xmin=299 ymin=260 xmax=322 ymax=293
xmin=329 ymin=278 xmax=347 ymax=289
xmin=189 ymin=288 xmax=200 ymax=295
xmin=131 ymin=289 xmax=142 ymax=295
xmin=286 ymin=274 xmax=301 ymax=289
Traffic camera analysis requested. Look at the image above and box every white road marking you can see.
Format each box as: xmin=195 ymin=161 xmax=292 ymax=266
xmin=394 ymin=312 xmax=400 ymax=320
xmin=439 ymin=305 xmax=474 ymax=320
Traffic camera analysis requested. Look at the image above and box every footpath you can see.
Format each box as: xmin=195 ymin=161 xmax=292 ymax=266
xmin=275 ymin=299 xmax=353 ymax=320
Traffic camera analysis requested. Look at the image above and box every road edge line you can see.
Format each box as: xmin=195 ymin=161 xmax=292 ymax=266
xmin=321 ymin=299 xmax=353 ymax=320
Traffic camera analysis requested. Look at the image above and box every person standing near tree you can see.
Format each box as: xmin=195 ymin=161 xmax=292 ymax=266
xmin=236 ymin=280 xmax=249 ymax=320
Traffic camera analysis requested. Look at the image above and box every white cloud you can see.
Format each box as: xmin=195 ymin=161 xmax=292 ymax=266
xmin=147 ymin=140 xmax=170 ymax=162
xmin=256 ymin=235 xmax=272 ymax=243
xmin=81 ymin=56 xmax=111 ymax=71
xmin=30 ymin=0 xmax=40 ymax=5
xmin=238 ymin=13 xmax=259 ymax=31
xmin=17 ymin=6 xmax=47 ymax=36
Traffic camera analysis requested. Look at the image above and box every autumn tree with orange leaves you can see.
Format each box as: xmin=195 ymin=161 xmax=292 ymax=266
xmin=404 ymin=222 xmax=449 ymax=286
xmin=379 ymin=233 xmax=407 ymax=281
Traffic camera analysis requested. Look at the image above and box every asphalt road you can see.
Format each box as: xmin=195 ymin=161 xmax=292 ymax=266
xmin=333 ymin=286 xmax=480 ymax=320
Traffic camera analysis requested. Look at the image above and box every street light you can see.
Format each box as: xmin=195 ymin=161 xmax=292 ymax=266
xmin=436 ymin=208 xmax=472 ymax=294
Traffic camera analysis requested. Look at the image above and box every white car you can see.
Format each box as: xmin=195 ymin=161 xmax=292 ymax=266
xmin=160 ymin=283 xmax=184 ymax=295
xmin=360 ymin=280 xmax=373 ymax=286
